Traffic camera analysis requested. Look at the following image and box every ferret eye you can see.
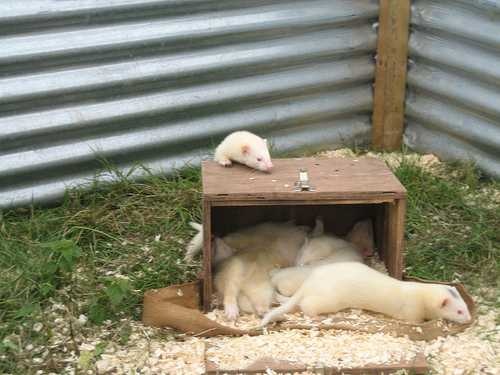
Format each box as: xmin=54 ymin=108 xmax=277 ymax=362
xmin=257 ymin=157 xmax=262 ymax=162
xmin=457 ymin=310 xmax=463 ymax=315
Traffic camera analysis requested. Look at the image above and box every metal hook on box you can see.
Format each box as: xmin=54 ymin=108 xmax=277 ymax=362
xmin=294 ymin=168 xmax=315 ymax=192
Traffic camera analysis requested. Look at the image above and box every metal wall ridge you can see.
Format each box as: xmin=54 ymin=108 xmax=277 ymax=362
xmin=0 ymin=0 xmax=378 ymax=208
xmin=405 ymin=0 xmax=500 ymax=178
xmin=0 ymin=116 xmax=371 ymax=209
xmin=0 ymin=58 xmax=374 ymax=148
xmin=406 ymin=95 xmax=500 ymax=153
xmin=0 ymin=0 xmax=377 ymax=68
xmin=0 ymin=86 xmax=373 ymax=179
xmin=1 ymin=0 xmax=240 ymax=25
xmin=407 ymin=64 xmax=500 ymax=120
xmin=2 ymin=0 xmax=377 ymax=20
xmin=411 ymin=0 xmax=500 ymax=49
xmin=0 ymin=26 xmax=376 ymax=109
xmin=453 ymin=0 xmax=500 ymax=13
xmin=405 ymin=122 xmax=500 ymax=179
xmin=268 ymin=116 xmax=371 ymax=154
xmin=409 ymin=30 xmax=500 ymax=85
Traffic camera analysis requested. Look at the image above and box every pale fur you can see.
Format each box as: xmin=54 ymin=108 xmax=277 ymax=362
xmin=214 ymin=131 xmax=273 ymax=172
xmin=270 ymin=266 xmax=314 ymax=297
xmin=184 ymin=221 xmax=309 ymax=263
xmin=272 ymin=233 xmax=364 ymax=296
xmin=214 ymin=225 xmax=308 ymax=320
xmin=185 ymin=222 xmax=203 ymax=261
xmin=344 ymin=219 xmax=375 ymax=257
xmin=295 ymin=234 xmax=364 ymax=267
xmin=261 ymin=262 xmax=472 ymax=326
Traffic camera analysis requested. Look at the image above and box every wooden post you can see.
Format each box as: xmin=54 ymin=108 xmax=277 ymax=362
xmin=386 ymin=198 xmax=406 ymax=279
xmin=372 ymin=0 xmax=411 ymax=150
xmin=202 ymin=200 xmax=212 ymax=312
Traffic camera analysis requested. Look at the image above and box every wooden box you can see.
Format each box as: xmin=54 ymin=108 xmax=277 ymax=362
xmin=201 ymin=157 xmax=407 ymax=311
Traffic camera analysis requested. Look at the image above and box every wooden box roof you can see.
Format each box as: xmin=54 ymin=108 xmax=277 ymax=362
xmin=202 ymin=157 xmax=406 ymax=202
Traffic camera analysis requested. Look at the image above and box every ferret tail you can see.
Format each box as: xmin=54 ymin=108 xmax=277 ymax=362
xmin=184 ymin=222 xmax=203 ymax=261
xmin=275 ymin=293 xmax=290 ymax=305
xmin=261 ymin=289 xmax=302 ymax=326
xmin=189 ymin=222 xmax=202 ymax=231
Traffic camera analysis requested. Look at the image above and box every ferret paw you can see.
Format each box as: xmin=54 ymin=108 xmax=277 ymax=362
xmin=217 ymin=158 xmax=232 ymax=167
xmin=224 ymin=303 xmax=239 ymax=321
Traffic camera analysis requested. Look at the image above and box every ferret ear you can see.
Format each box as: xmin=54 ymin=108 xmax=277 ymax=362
xmin=263 ymin=138 xmax=268 ymax=144
xmin=241 ymin=144 xmax=250 ymax=155
xmin=311 ymin=217 xmax=324 ymax=237
xmin=302 ymin=237 xmax=309 ymax=247
xmin=215 ymin=238 xmax=234 ymax=255
xmin=441 ymin=298 xmax=449 ymax=308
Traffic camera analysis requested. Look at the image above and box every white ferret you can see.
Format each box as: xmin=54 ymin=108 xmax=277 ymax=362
xmin=184 ymin=220 xmax=308 ymax=263
xmin=214 ymin=131 xmax=273 ymax=172
xmin=271 ymin=232 xmax=364 ymax=297
xmin=214 ymin=225 xmax=308 ymax=320
xmin=295 ymin=234 xmax=364 ymax=266
xmin=261 ymin=262 xmax=472 ymax=326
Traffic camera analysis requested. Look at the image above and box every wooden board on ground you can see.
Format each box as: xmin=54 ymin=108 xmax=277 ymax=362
xmin=205 ymin=351 xmax=428 ymax=374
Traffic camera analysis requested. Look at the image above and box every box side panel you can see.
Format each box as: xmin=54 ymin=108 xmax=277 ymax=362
xmin=211 ymin=204 xmax=379 ymax=238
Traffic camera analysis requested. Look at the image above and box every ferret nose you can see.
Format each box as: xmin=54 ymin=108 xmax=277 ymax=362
xmin=267 ymin=162 xmax=273 ymax=170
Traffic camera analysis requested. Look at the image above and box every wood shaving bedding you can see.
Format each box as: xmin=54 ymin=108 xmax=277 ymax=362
xmin=423 ymin=310 xmax=499 ymax=375
xmin=55 ymin=303 xmax=496 ymax=374
xmin=38 ymin=260 xmax=494 ymax=374
xmin=203 ymin=311 xmax=499 ymax=374
xmin=205 ymin=329 xmax=421 ymax=370
xmin=95 ymin=332 xmax=205 ymax=374
xmin=205 ymin=307 xmax=400 ymax=332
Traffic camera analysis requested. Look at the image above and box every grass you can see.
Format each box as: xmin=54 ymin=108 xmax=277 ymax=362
xmin=0 ymin=167 xmax=203 ymax=373
xmin=396 ymin=160 xmax=499 ymax=285
xmin=0 ymin=152 xmax=498 ymax=373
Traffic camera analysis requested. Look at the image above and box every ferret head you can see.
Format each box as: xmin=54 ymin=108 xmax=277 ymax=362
xmin=212 ymin=237 xmax=236 ymax=266
xmin=434 ymin=286 xmax=472 ymax=324
xmin=240 ymin=138 xmax=273 ymax=172
xmin=295 ymin=236 xmax=332 ymax=266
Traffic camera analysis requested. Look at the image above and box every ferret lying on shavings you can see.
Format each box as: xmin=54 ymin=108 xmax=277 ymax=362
xmin=184 ymin=220 xmax=309 ymax=263
xmin=261 ymin=262 xmax=471 ymax=326
xmin=205 ymin=254 xmax=390 ymax=331
xmin=213 ymin=217 xmax=369 ymax=320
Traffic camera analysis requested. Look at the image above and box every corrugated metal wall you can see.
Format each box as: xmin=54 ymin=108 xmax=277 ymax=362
xmin=404 ymin=0 xmax=500 ymax=178
xmin=0 ymin=0 xmax=378 ymax=208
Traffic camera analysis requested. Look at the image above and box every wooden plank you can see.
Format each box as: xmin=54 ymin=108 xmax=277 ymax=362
xmin=205 ymin=193 xmax=406 ymax=207
xmin=375 ymin=203 xmax=387 ymax=262
xmin=202 ymin=158 xmax=406 ymax=199
xmin=372 ymin=0 xmax=411 ymax=150
xmin=386 ymin=198 xmax=406 ymax=279
xmin=206 ymin=351 xmax=428 ymax=374
xmin=202 ymin=200 xmax=212 ymax=312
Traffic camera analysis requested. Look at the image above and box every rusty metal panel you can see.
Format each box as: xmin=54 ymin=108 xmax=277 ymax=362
xmin=405 ymin=0 xmax=500 ymax=178
xmin=0 ymin=0 xmax=378 ymax=208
